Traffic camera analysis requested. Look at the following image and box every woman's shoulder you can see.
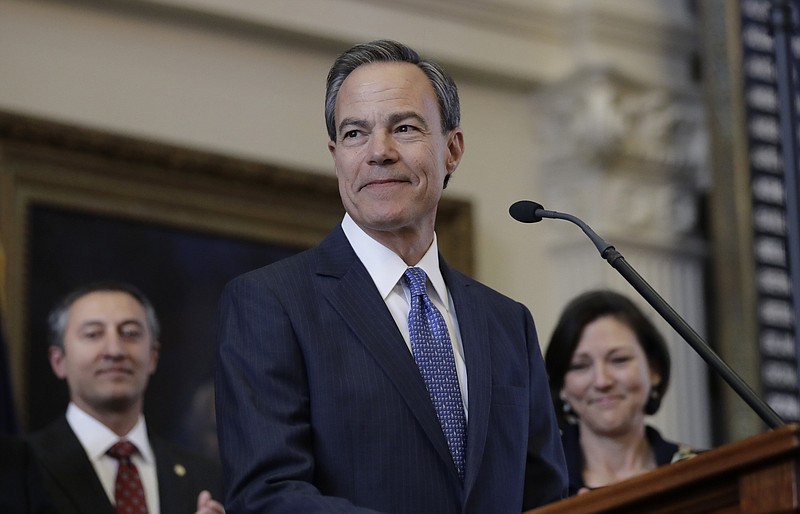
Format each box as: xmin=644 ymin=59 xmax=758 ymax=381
xmin=645 ymin=425 xmax=701 ymax=465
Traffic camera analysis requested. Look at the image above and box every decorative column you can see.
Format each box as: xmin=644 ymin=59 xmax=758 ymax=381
xmin=533 ymin=67 xmax=712 ymax=449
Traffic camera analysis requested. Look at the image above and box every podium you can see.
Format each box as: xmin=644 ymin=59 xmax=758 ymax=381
xmin=525 ymin=424 xmax=800 ymax=514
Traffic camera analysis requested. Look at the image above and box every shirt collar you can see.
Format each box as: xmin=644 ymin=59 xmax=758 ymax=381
xmin=341 ymin=214 xmax=449 ymax=310
xmin=66 ymin=402 xmax=154 ymax=464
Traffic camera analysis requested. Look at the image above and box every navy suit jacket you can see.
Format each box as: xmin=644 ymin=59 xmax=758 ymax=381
xmin=29 ymin=417 xmax=224 ymax=514
xmin=216 ymin=225 xmax=568 ymax=514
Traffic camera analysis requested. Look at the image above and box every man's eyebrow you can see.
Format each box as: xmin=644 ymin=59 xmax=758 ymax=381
xmin=387 ymin=111 xmax=428 ymax=130
xmin=337 ymin=117 xmax=369 ymax=135
xmin=337 ymin=111 xmax=430 ymax=137
xmin=77 ymin=320 xmax=105 ymax=330
xmin=77 ymin=319 xmax=144 ymax=330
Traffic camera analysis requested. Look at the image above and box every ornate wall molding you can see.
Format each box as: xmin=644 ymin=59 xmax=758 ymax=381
xmin=534 ymin=67 xmax=709 ymax=247
xmin=535 ymin=67 xmax=708 ymax=174
xmin=71 ymin=0 xmax=698 ymax=89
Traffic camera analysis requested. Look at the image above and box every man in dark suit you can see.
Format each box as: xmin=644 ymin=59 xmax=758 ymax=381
xmin=29 ymin=282 xmax=225 ymax=514
xmin=0 ymin=434 xmax=59 ymax=514
xmin=215 ymin=39 xmax=568 ymax=514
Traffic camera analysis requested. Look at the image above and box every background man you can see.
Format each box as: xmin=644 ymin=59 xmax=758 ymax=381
xmin=215 ymin=39 xmax=567 ymax=514
xmin=29 ymin=281 xmax=225 ymax=514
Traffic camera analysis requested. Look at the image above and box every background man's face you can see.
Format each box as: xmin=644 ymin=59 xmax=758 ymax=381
xmin=49 ymin=291 xmax=159 ymax=417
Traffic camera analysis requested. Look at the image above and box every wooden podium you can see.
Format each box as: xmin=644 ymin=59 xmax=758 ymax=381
xmin=525 ymin=424 xmax=800 ymax=514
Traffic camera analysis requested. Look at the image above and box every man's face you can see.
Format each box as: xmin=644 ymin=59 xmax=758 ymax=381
xmin=328 ymin=62 xmax=464 ymax=239
xmin=49 ymin=291 xmax=159 ymax=418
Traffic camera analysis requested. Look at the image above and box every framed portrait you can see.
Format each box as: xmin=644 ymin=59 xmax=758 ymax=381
xmin=0 ymin=111 xmax=473 ymax=459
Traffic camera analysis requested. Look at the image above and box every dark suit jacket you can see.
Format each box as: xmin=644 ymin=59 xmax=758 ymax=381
xmin=0 ymin=434 xmax=59 ymax=514
xmin=215 ymin=225 xmax=568 ymax=514
xmin=28 ymin=416 xmax=224 ymax=514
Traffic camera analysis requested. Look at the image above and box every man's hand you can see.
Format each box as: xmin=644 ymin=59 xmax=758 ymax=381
xmin=195 ymin=490 xmax=225 ymax=514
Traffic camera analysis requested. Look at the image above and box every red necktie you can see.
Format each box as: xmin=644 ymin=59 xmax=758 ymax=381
xmin=107 ymin=440 xmax=149 ymax=514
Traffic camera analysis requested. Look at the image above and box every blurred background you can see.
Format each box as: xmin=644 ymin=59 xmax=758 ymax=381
xmin=1 ymin=0 xmax=798 ymax=459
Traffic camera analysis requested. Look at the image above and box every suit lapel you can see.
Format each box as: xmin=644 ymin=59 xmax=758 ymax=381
xmin=316 ymin=227 xmax=457 ymax=476
xmin=151 ymin=436 xmax=193 ymax=514
xmin=32 ymin=418 xmax=116 ymax=514
xmin=442 ymin=263 xmax=492 ymax=494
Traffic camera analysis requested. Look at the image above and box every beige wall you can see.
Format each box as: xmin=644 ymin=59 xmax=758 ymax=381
xmin=0 ymin=0 xmax=572 ymax=328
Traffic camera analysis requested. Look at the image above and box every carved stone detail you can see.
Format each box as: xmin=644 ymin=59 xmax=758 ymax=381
xmin=535 ymin=67 xmax=708 ymax=176
xmin=543 ymin=176 xmax=700 ymax=242
xmin=533 ymin=67 xmax=708 ymax=242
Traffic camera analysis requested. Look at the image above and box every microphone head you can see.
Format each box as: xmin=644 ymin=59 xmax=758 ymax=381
xmin=509 ymin=200 xmax=544 ymax=223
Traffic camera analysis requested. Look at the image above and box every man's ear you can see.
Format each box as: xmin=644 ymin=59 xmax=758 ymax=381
xmin=148 ymin=342 xmax=161 ymax=375
xmin=48 ymin=346 xmax=67 ymax=380
xmin=445 ymin=129 xmax=465 ymax=174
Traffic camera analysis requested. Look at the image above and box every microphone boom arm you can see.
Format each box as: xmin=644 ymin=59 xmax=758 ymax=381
xmin=535 ymin=206 xmax=784 ymax=429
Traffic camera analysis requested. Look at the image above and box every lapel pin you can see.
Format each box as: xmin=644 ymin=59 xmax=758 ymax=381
xmin=174 ymin=464 xmax=186 ymax=477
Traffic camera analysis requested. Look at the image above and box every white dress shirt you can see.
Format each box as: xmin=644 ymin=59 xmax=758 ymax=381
xmin=341 ymin=214 xmax=469 ymax=418
xmin=66 ymin=403 xmax=160 ymax=514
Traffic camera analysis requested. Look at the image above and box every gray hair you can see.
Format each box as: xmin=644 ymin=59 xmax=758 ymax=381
xmin=48 ymin=281 xmax=160 ymax=349
xmin=324 ymin=39 xmax=461 ymax=142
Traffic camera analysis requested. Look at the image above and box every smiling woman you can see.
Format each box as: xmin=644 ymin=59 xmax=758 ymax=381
xmin=544 ymin=289 xmax=697 ymax=496
xmin=560 ymin=315 xmax=658 ymax=437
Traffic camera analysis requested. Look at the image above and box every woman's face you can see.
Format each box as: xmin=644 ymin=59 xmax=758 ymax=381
xmin=560 ymin=315 xmax=660 ymax=438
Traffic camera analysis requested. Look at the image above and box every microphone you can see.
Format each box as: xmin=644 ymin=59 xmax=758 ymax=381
xmin=508 ymin=200 xmax=545 ymax=223
xmin=510 ymin=199 xmax=785 ymax=429
xmin=510 ymin=200 xmax=611 ymax=255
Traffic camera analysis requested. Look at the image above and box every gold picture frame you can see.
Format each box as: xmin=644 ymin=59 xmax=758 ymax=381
xmin=0 ymin=110 xmax=473 ymax=439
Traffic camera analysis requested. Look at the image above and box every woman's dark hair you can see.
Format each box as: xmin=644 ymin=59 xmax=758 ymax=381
xmin=544 ymin=289 xmax=671 ymax=426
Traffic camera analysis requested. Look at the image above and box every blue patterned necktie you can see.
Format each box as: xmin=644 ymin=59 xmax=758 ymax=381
xmin=403 ymin=266 xmax=467 ymax=481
